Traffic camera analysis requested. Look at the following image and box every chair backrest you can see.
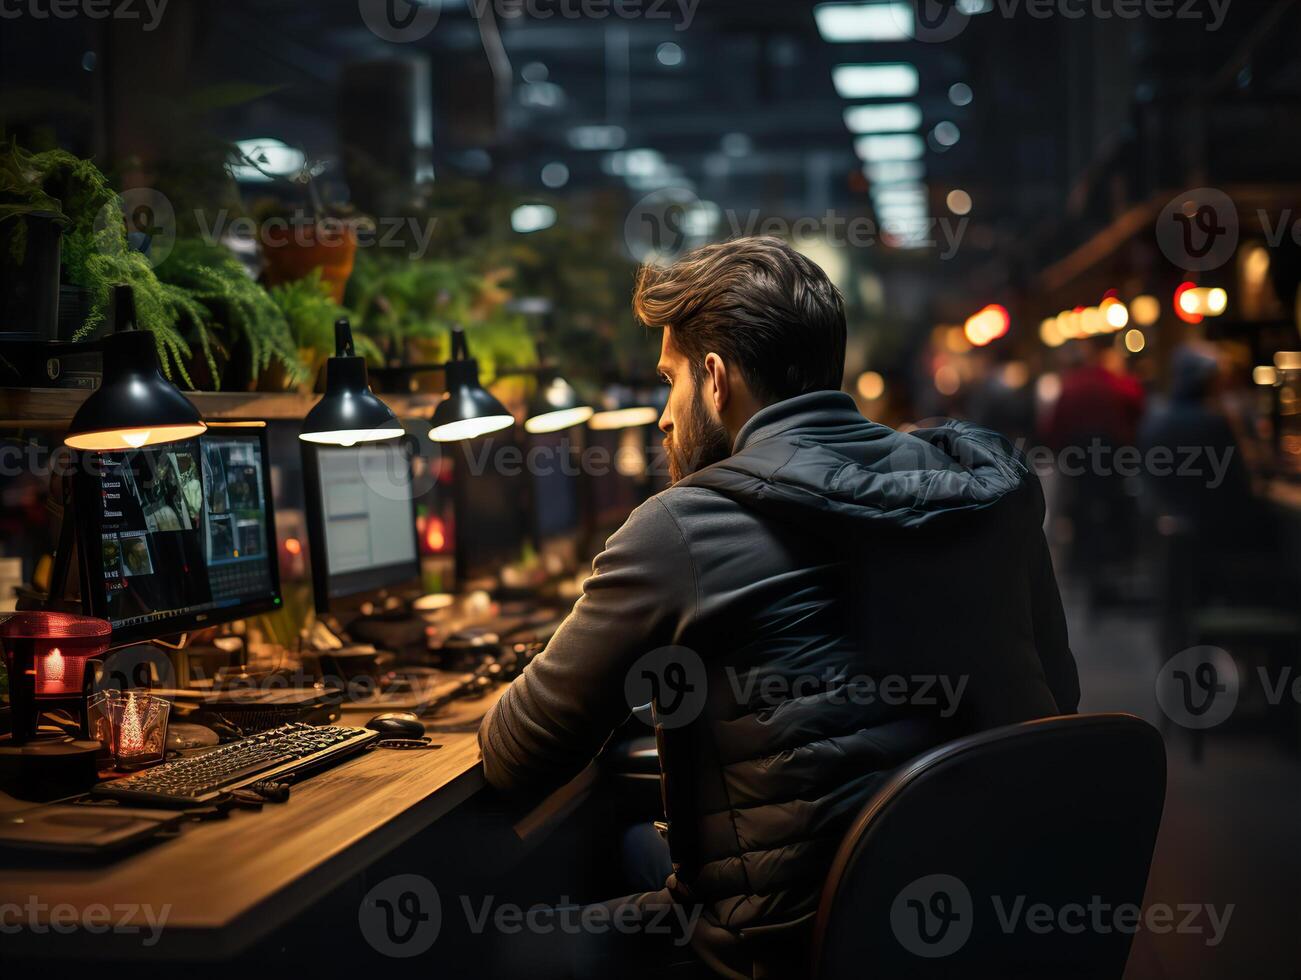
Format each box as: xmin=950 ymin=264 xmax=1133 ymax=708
xmin=811 ymin=713 xmax=1166 ymax=980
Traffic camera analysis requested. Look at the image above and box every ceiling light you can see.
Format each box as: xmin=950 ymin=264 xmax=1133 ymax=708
xmin=843 ymin=103 xmax=922 ymax=134
xmin=866 ymin=160 xmax=925 ymax=184
xmin=856 ymin=133 xmax=925 ymax=162
xmin=815 ymin=2 xmax=912 ymax=42
xmin=833 ymin=63 xmax=919 ymax=99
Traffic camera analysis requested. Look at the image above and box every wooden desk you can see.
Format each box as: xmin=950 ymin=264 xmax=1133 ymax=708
xmin=0 ymin=689 xmax=508 ymax=960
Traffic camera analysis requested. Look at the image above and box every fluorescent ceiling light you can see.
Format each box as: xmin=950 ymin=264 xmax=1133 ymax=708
xmin=833 ymin=63 xmax=919 ymax=99
xmin=511 ymin=204 xmax=557 ymax=234
xmin=855 ymin=133 xmax=925 ymax=162
xmin=568 ymin=125 xmax=627 ymax=150
xmin=873 ymin=185 xmax=927 ymax=205
xmin=843 ymin=103 xmax=922 ymax=134
xmin=866 ymin=160 xmax=925 ymax=184
xmin=815 ymin=2 xmax=912 ymax=42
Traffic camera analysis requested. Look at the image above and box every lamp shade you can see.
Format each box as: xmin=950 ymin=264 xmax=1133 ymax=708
xmin=588 ymin=386 xmax=660 ymax=431
xmin=524 ymin=376 xmax=593 ymax=434
xmin=64 ymin=292 xmax=207 ymax=451
xmin=429 ymin=328 xmax=515 ymax=442
xmin=300 ymin=319 xmax=403 ymax=447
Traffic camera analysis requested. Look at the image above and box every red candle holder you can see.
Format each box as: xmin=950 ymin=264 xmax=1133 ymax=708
xmin=0 ymin=612 xmax=112 ymax=745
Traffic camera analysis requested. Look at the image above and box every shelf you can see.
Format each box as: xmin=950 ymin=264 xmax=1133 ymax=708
xmin=0 ymin=388 xmax=436 ymax=428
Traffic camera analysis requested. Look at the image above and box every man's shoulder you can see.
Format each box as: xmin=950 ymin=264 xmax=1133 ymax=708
xmin=647 ymin=482 xmax=740 ymax=522
xmin=611 ymin=484 xmax=738 ymax=547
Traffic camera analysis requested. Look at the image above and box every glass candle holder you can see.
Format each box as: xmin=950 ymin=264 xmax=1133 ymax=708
xmin=87 ymin=691 xmax=170 ymax=770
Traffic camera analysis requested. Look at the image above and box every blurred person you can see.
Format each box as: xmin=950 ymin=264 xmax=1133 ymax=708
xmin=1041 ymin=335 xmax=1145 ymax=452
xmin=479 ymin=237 xmax=1079 ymax=979
xmin=1138 ymin=343 xmax=1285 ymax=655
xmin=1039 ymin=337 xmax=1147 ymax=602
xmin=1137 ymin=343 xmax=1256 ymax=541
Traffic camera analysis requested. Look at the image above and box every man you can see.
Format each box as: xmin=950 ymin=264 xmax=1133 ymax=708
xmin=479 ymin=237 xmax=1079 ymax=977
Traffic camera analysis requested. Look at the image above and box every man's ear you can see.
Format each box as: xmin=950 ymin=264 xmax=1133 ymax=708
xmin=703 ymin=352 xmax=729 ymax=415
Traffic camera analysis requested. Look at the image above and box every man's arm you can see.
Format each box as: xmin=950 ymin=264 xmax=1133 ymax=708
xmin=478 ymin=496 xmax=696 ymax=799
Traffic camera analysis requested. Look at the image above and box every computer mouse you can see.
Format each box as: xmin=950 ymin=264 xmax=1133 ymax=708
xmin=366 ymin=712 xmax=425 ymax=739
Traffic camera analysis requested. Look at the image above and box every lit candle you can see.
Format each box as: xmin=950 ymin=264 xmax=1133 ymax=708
xmin=120 ymin=691 xmax=145 ymax=756
xmin=42 ymin=647 xmax=65 ymax=688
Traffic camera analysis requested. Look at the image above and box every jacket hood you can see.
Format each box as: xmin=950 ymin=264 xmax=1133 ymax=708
xmin=679 ymin=390 xmax=1032 ymax=531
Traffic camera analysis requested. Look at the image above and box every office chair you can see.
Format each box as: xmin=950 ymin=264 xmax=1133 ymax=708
xmin=811 ymin=713 xmax=1166 ymax=980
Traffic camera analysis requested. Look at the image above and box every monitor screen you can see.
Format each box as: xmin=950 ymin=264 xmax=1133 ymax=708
xmin=305 ymin=442 xmax=420 ymax=611
xmin=585 ymin=427 xmax=643 ymax=530
xmin=452 ymin=432 xmax=526 ymax=582
xmin=529 ymin=429 xmax=580 ymax=542
xmin=76 ymin=426 xmax=282 ymax=642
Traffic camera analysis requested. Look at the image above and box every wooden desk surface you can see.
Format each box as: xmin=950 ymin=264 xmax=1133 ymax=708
xmin=0 ymin=687 xmax=505 ymax=960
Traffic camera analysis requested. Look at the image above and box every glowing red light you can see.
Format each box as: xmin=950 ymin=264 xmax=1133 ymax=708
xmin=424 ymin=516 xmax=447 ymax=553
xmin=1174 ymin=281 xmax=1202 ymax=324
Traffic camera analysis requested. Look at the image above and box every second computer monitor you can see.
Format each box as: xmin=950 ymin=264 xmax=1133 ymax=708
xmin=304 ymin=441 xmax=421 ymax=614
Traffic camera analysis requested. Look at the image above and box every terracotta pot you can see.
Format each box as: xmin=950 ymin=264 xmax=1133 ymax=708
xmin=260 ymin=220 xmax=358 ymax=302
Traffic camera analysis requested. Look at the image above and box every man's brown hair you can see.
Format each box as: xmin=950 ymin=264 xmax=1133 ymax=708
xmin=633 ymin=236 xmax=847 ymax=405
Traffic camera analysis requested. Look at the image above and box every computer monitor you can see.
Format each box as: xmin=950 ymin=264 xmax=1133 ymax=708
xmin=451 ymin=432 xmax=527 ymax=583
xmin=303 ymin=441 xmax=421 ymax=614
xmin=529 ymin=429 xmax=581 ymax=542
xmin=74 ymin=424 xmax=282 ymax=643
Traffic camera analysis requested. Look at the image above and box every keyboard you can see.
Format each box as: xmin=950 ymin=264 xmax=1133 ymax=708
xmin=93 ymin=723 xmax=379 ymax=806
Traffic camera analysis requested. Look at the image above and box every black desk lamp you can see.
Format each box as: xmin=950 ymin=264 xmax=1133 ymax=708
xmin=61 ymin=286 xmax=207 ymax=451
xmin=300 ymin=318 xmax=403 ymax=447
xmin=524 ymin=375 xmax=593 ymax=434
xmin=429 ymin=327 xmax=516 ymax=442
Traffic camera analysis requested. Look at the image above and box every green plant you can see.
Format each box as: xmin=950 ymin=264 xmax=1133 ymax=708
xmin=155 ymin=238 xmax=304 ymax=388
xmin=0 ymin=140 xmax=203 ymax=381
xmin=347 ymin=252 xmax=535 ymax=378
xmin=269 ymin=268 xmax=380 ymax=388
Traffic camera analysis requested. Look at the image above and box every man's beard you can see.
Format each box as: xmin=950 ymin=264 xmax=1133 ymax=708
xmin=665 ymin=394 xmax=731 ymax=484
